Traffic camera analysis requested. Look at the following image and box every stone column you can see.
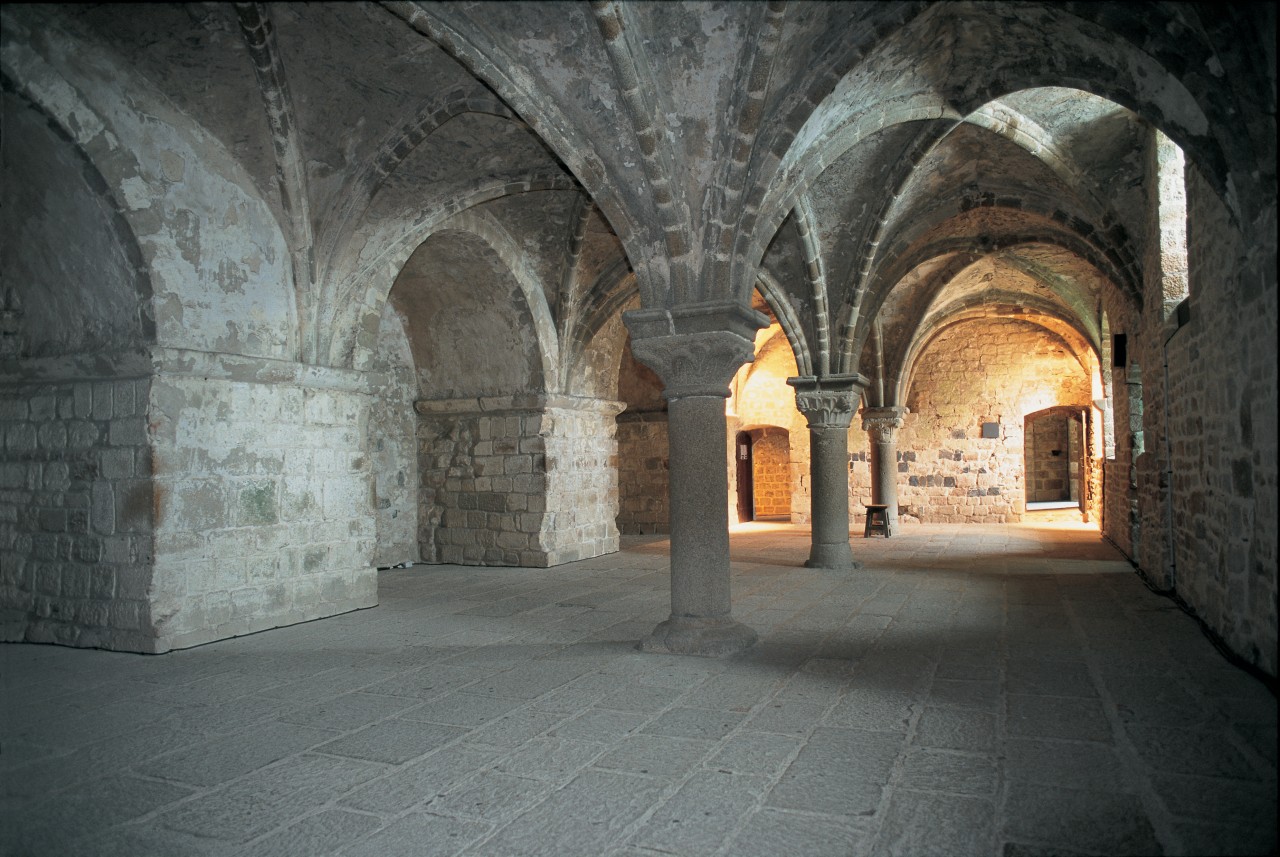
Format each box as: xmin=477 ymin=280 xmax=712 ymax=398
xmin=789 ymin=375 xmax=868 ymax=569
xmin=624 ymin=303 xmax=766 ymax=657
xmin=861 ymin=406 xmax=909 ymax=527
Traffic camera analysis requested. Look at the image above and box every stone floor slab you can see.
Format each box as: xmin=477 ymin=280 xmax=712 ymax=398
xmin=725 ymin=808 xmax=867 ymax=857
xmin=1002 ymin=784 xmax=1161 ymax=855
xmin=238 ymin=808 xmax=382 ymax=857
xmin=898 ymin=748 xmax=998 ymax=797
xmin=339 ymin=744 xmax=500 ymax=814
xmin=341 ymin=812 xmax=491 ymax=857
xmin=630 ymin=770 xmax=767 ymax=853
xmin=314 ymin=719 xmax=467 ymax=765
xmin=134 ymin=721 xmax=336 ymax=787
xmin=594 ymin=733 xmax=715 ymax=779
xmin=873 ymin=789 xmax=996 ymax=856
xmin=1 ymin=524 xmax=1273 ymax=857
xmin=475 ymin=770 xmax=665 ymax=857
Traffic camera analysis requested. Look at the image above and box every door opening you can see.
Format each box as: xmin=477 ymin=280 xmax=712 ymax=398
xmin=735 ymin=431 xmax=754 ymax=522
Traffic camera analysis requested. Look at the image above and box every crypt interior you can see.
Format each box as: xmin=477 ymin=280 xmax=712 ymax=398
xmin=1 ymin=2 xmax=1276 ymax=855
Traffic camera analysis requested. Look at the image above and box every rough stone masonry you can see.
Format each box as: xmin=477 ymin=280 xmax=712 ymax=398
xmin=0 ymin=3 xmax=1273 ymax=675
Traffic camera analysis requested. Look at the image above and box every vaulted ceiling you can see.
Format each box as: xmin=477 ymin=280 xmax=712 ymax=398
xmin=3 ymin=2 xmax=1272 ymax=399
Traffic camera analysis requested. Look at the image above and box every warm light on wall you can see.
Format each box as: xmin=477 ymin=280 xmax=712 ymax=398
xmin=728 ymin=323 xmax=802 ymax=430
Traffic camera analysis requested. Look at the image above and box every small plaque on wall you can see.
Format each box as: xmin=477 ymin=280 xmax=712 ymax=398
xmin=981 ymin=422 xmax=1000 ymax=439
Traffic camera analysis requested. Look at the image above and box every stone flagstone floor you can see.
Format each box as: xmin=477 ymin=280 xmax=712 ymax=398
xmin=2 ymin=522 xmax=1276 ymax=856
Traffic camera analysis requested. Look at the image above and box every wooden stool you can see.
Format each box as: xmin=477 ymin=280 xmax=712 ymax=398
xmin=864 ymin=504 xmax=892 ymax=537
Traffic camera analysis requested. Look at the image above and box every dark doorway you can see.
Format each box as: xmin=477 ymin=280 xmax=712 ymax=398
xmin=735 ymin=431 xmax=754 ymax=522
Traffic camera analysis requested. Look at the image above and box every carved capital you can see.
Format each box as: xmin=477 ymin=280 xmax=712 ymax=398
xmin=788 ymin=374 xmax=868 ymax=430
xmin=630 ymin=331 xmax=756 ymax=398
xmin=861 ymin=406 xmax=909 ymax=444
xmin=624 ymin=302 xmax=767 ymax=399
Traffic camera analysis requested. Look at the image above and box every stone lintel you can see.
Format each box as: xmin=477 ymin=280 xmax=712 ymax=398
xmin=788 ymin=374 xmax=869 ymax=430
xmin=152 ymin=347 xmax=373 ymax=393
xmin=415 ymin=393 xmax=626 ymax=418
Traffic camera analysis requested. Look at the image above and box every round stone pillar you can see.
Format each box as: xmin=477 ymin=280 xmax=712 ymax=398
xmin=861 ymin=406 xmax=909 ymax=525
xmin=789 ymin=375 xmax=868 ymax=569
xmin=624 ymin=303 xmax=767 ymax=657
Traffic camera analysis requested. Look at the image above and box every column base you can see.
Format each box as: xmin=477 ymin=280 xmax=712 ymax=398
xmin=804 ymin=541 xmax=861 ymax=570
xmin=638 ymin=615 xmax=758 ymax=657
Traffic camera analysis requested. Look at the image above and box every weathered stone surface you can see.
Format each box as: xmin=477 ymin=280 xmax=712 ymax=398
xmin=0 ymin=0 xmax=1273 ymax=685
xmin=2 ymin=524 xmax=1275 ymax=856
xmin=417 ymin=394 xmax=622 ymax=568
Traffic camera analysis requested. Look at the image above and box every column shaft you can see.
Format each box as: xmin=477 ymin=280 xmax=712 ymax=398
xmin=807 ymin=424 xmax=857 ymax=568
xmin=869 ymin=434 xmax=899 ymax=518
xmin=789 ymin=374 xmax=868 ymax=570
xmin=624 ymin=303 xmax=768 ymax=657
xmin=667 ymin=395 xmax=732 ymax=618
xmin=862 ymin=407 xmax=908 ymax=529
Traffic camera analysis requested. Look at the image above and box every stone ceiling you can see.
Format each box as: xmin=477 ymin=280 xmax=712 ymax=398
xmin=3 ymin=2 xmax=1272 ymax=402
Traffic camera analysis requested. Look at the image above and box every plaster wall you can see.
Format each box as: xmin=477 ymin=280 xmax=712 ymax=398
xmin=1 ymin=91 xmax=151 ymax=358
xmin=6 ymin=21 xmax=299 ymax=362
xmin=900 ymin=318 xmax=1093 ymax=523
xmin=0 ymin=87 xmax=159 ymax=650
xmin=146 ymin=357 xmax=377 ymax=652
xmin=368 ymin=306 xmax=420 ymax=568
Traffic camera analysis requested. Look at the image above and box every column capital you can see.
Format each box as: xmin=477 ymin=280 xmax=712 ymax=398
xmin=860 ymin=406 xmax=909 ymax=442
xmin=624 ymin=301 xmax=767 ymax=399
xmin=788 ymin=374 xmax=869 ymax=429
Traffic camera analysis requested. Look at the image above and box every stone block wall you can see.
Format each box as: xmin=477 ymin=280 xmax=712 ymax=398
xmin=1156 ymin=167 xmax=1277 ymax=673
xmin=616 ymin=410 xmax=670 ymax=535
xmin=1082 ymin=408 xmax=1104 ymax=524
xmin=1102 ymin=353 xmax=1142 ymax=556
xmin=419 ymin=394 xmax=623 ymax=565
xmin=844 ymin=426 xmax=870 ymax=525
xmin=0 ymin=368 xmax=156 ymax=650
xmin=146 ymin=351 xmax=378 ymax=651
xmin=1026 ymin=414 xmax=1071 ymax=502
xmin=900 ymin=318 xmax=1093 ymax=523
xmin=543 ymin=400 xmax=624 ymax=563
xmin=1103 ymin=458 xmax=1136 ymax=556
xmin=751 ymin=430 xmax=792 ymax=517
